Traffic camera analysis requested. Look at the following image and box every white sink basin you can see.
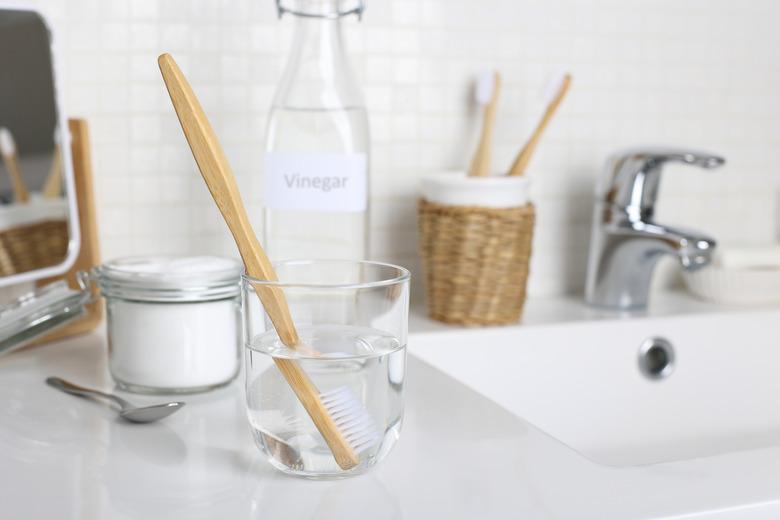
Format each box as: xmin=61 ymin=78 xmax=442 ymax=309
xmin=410 ymin=301 xmax=780 ymax=518
xmin=412 ymin=306 xmax=780 ymax=466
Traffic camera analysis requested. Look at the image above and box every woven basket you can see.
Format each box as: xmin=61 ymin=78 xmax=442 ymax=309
xmin=418 ymin=199 xmax=535 ymax=326
xmin=0 ymin=219 xmax=69 ymax=276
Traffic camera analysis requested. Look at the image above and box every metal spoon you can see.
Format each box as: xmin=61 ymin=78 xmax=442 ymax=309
xmin=46 ymin=377 xmax=185 ymax=423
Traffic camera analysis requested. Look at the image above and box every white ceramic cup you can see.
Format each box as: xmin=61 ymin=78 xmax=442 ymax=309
xmin=421 ymin=171 xmax=530 ymax=208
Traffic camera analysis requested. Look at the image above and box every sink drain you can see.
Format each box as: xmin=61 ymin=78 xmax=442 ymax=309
xmin=638 ymin=337 xmax=675 ymax=380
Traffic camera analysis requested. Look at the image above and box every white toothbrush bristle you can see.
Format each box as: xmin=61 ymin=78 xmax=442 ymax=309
xmin=320 ymin=386 xmax=381 ymax=453
xmin=0 ymin=127 xmax=15 ymax=156
xmin=474 ymin=69 xmax=496 ymax=105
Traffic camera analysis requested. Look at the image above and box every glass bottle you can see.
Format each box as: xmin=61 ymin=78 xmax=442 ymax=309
xmin=263 ymin=0 xmax=369 ymax=261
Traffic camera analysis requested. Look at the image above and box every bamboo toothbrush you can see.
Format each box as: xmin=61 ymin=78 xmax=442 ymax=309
xmin=0 ymin=127 xmax=30 ymax=203
xmin=43 ymin=132 xmax=63 ymax=199
xmin=508 ymin=72 xmax=572 ymax=177
xmin=158 ymin=53 xmax=379 ymax=470
xmin=468 ymin=70 xmax=501 ymax=177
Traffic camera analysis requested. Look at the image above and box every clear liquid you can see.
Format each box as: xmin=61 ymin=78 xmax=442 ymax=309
xmin=263 ymin=106 xmax=369 ymax=261
xmin=245 ymin=324 xmax=405 ymax=478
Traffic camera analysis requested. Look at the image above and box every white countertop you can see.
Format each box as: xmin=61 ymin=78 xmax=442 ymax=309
xmin=0 ymin=330 xmax=589 ymax=520
xmin=2 ymin=292 xmax=776 ymax=519
xmin=409 ymin=289 xmax=744 ymax=333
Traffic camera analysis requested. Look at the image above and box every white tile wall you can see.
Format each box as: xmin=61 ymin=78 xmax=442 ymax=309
xmin=12 ymin=0 xmax=780 ymax=299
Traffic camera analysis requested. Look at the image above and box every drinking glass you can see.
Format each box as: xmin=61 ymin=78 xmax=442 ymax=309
xmin=242 ymin=260 xmax=410 ymax=478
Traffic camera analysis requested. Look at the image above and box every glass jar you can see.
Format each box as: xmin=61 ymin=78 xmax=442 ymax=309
xmin=93 ymin=256 xmax=244 ymax=394
xmin=243 ymin=260 xmax=410 ymax=478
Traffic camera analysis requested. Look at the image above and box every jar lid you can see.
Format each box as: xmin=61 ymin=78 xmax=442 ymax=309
xmin=94 ymin=256 xmax=243 ymax=302
xmin=0 ymin=280 xmax=92 ymax=356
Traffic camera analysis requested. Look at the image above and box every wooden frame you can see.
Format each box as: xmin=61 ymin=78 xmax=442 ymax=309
xmin=34 ymin=118 xmax=102 ymax=343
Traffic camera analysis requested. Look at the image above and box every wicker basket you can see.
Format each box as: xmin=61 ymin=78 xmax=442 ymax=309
xmin=0 ymin=219 xmax=69 ymax=276
xmin=418 ymin=198 xmax=535 ymax=326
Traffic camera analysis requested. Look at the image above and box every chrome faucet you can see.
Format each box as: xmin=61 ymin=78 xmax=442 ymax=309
xmin=585 ymin=147 xmax=725 ymax=310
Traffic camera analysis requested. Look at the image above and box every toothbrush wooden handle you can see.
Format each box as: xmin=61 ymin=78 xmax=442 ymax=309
xmin=158 ymin=53 xmax=359 ymax=470
xmin=468 ymin=72 xmax=502 ymax=178
xmin=157 ymin=53 xmax=298 ymax=346
xmin=2 ymin=152 xmax=29 ymax=203
xmin=42 ymin=144 xmax=62 ymax=199
xmin=508 ymin=73 xmax=572 ymax=177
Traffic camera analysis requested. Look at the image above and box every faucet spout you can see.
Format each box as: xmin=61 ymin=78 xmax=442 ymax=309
xmin=637 ymin=221 xmax=716 ymax=270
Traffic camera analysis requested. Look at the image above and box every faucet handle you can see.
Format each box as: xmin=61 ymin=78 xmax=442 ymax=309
xmin=622 ymin=148 xmax=725 ymax=169
xmin=600 ymin=147 xmax=725 ymax=219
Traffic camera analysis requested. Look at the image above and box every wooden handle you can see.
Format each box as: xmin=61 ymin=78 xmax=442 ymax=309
xmin=508 ymin=73 xmax=572 ymax=177
xmin=1 ymin=152 xmax=29 ymax=203
xmin=158 ymin=53 xmax=297 ymax=346
xmin=158 ymin=53 xmax=358 ymax=470
xmin=34 ymin=119 xmax=104 ymax=345
xmin=42 ymin=144 xmax=63 ymax=199
xmin=468 ymin=72 xmax=501 ymax=177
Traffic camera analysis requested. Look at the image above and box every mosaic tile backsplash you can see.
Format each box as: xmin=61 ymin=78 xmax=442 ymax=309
xmin=16 ymin=0 xmax=780 ymax=298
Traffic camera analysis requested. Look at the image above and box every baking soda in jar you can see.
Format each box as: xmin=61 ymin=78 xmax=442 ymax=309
xmin=94 ymin=256 xmax=243 ymax=394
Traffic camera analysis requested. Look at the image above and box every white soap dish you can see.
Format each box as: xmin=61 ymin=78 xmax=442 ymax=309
xmin=684 ymin=266 xmax=780 ymax=306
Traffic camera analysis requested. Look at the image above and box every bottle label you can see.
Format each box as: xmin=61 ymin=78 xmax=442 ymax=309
xmin=264 ymin=152 xmax=368 ymax=212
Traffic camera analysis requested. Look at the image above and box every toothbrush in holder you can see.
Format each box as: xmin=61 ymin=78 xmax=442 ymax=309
xmin=158 ymin=53 xmax=379 ymax=471
xmin=0 ymin=128 xmax=30 ymax=203
xmin=508 ymin=72 xmax=572 ymax=177
xmin=468 ymin=70 xmax=501 ymax=177
xmin=43 ymin=129 xmax=62 ymax=199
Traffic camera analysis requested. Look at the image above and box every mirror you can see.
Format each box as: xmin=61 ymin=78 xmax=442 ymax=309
xmin=0 ymin=8 xmax=79 ymax=285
